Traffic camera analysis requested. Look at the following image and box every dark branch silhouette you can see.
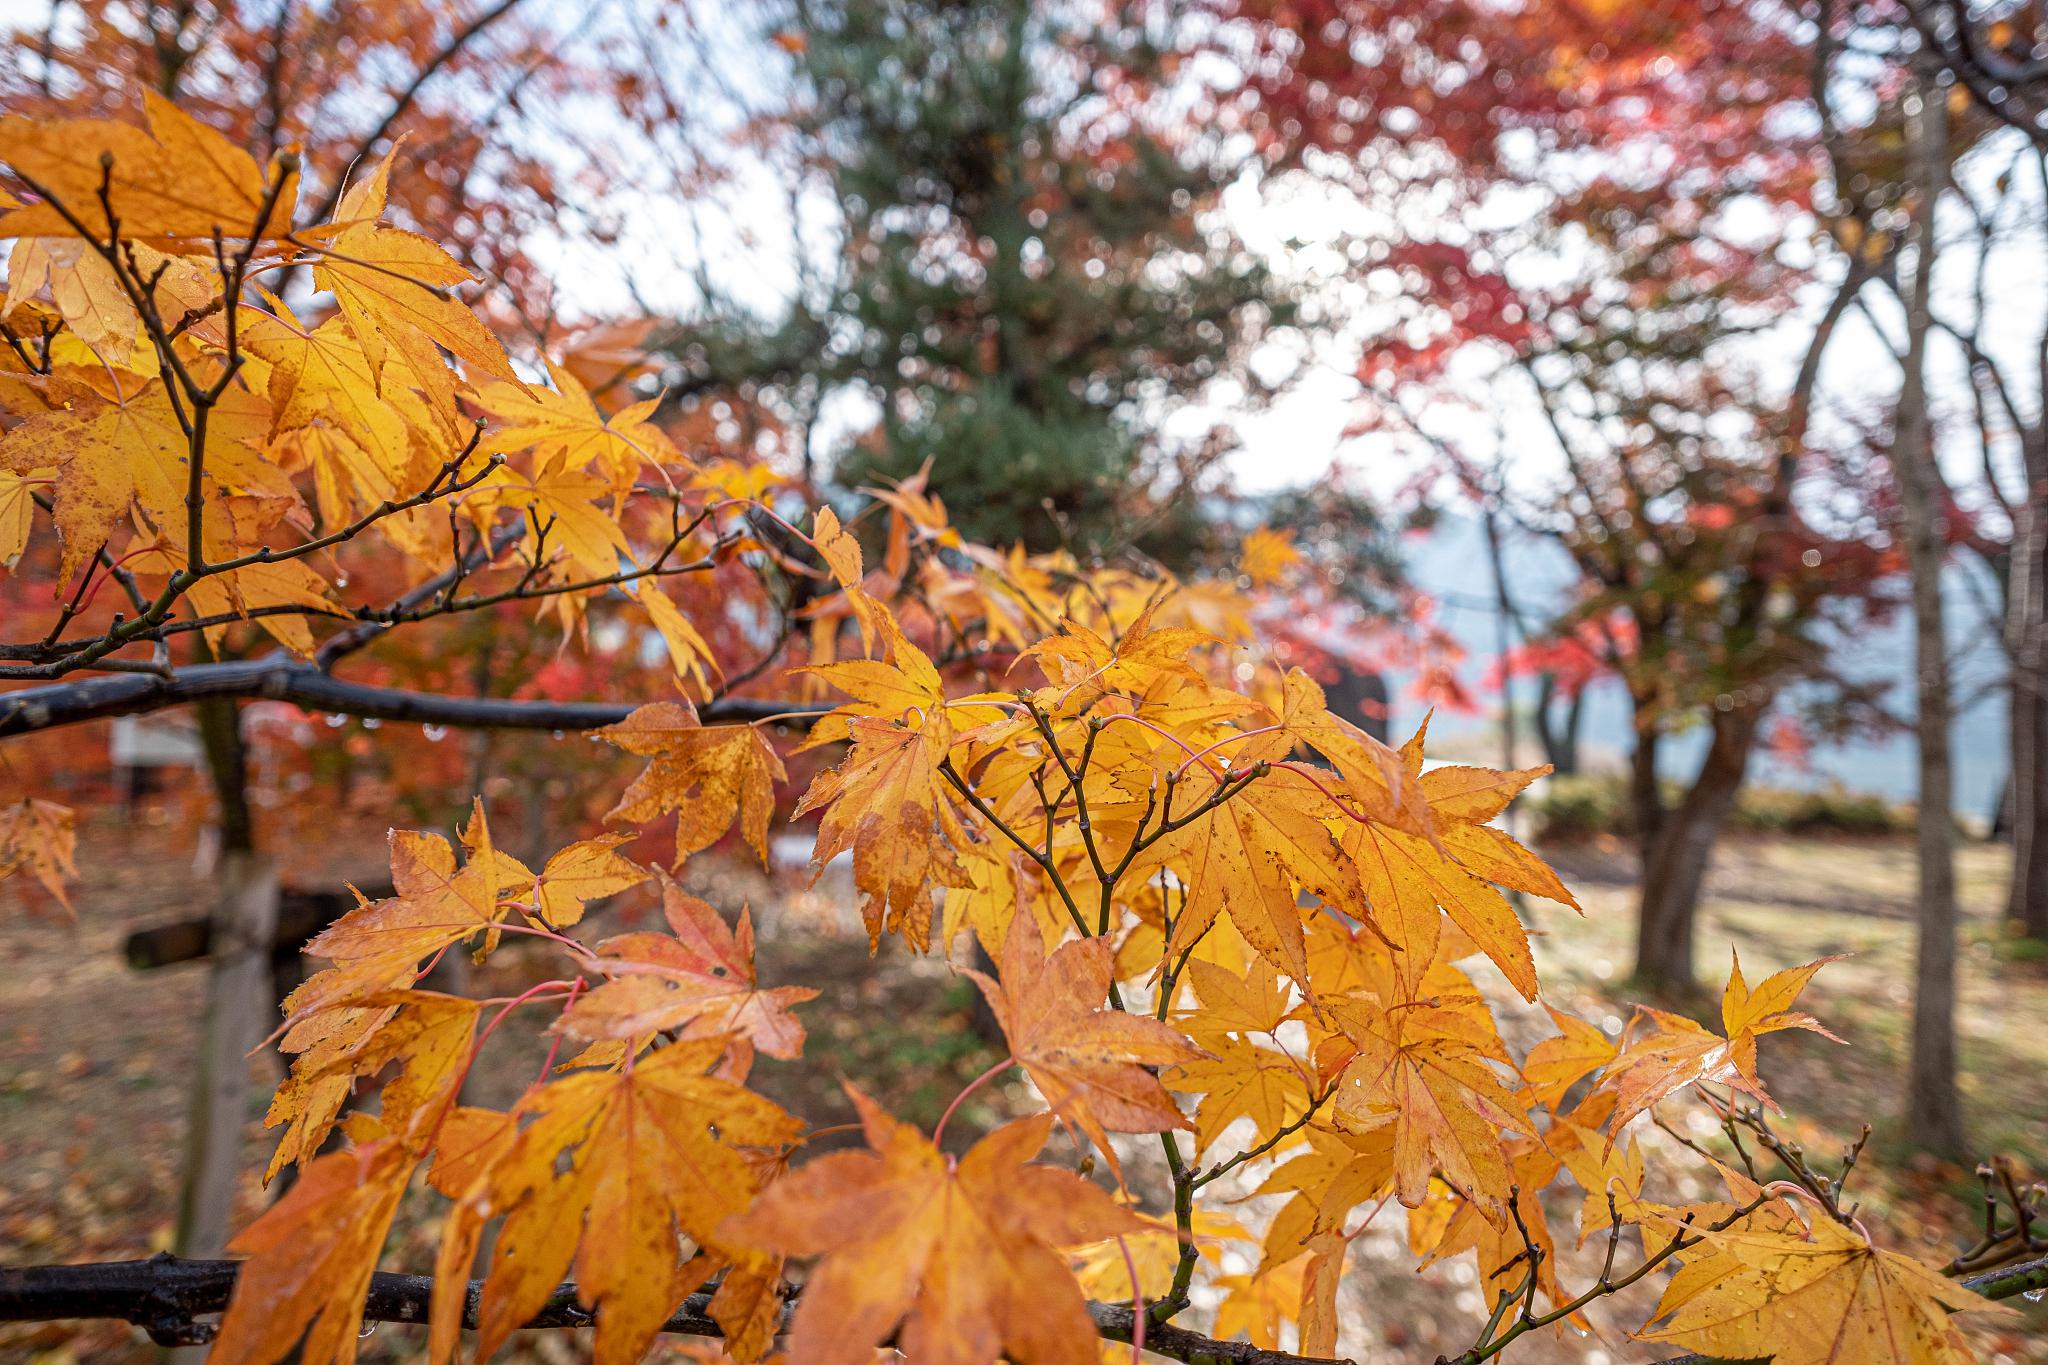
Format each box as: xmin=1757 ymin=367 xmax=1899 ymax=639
xmin=0 ymin=656 xmax=827 ymax=738
xmin=0 ymin=1252 xmax=1350 ymax=1365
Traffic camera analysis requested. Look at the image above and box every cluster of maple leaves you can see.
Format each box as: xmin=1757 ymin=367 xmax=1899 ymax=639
xmin=211 ymin=567 xmax=2010 ymax=1365
xmin=0 ymin=101 xmax=2018 ymax=1364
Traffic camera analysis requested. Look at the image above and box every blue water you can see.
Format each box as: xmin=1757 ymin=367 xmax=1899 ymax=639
xmin=1382 ymin=516 xmax=2010 ymax=820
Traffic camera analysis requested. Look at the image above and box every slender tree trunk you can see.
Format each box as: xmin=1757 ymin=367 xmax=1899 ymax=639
xmin=1533 ymin=676 xmax=1586 ymax=777
xmin=1480 ymin=502 xmax=1521 ymax=779
xmin=1633 ymin=703 xmax=1763 ymax=993
xmin=1898 ymin=63 xmax=1966 ymax=1156
xmin=2006 ymin=489 xmax=2048 ymax=938
xmin=1628 ymin=708 xmax=1665 ymax=850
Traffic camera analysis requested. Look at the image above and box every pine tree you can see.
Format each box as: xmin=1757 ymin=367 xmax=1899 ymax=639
xmin=689 ymin=0 xmax=1294 ymax=557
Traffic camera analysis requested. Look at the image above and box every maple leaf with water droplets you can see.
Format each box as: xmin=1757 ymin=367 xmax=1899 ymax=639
xmin=209 ymin=1140 xmax=415 ymax=1365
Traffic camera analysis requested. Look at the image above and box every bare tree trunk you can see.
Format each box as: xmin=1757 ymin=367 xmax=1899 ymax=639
xmin=1480 ymin=501 xmax=1521 ymax=779
xmin=1898 ymin=63 xmax=1966 ymax=1157
xmin=1535 ymin=675 xmax=1585 ymax=777
xmin=1628 ymin=712 xmax=1664 ymax=852
xmin=2007 ymin=490 xmax=2048 ymax=939
xmin=1633 ymin=703 xmax=1763 ymax=993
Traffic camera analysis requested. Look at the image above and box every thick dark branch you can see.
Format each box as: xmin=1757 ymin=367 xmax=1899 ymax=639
xmin=4 ymin=1252 xmax=2042 ymax=1363
xmin=0 ymin=657 xmax=825 ymax=738
xmin=0 ymin=1253 xmax=725 ymax=1348
xmin=0 ymin=1253 xmax=1338 ymax=1364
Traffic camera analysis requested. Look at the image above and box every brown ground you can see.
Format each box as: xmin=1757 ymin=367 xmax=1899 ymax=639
xmin=2 ymin=809 xmax=2044 ymax=1363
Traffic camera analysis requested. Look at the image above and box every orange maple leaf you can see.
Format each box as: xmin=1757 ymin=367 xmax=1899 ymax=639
xmin=457 ymin=1036 xmax=800 ymax=1365
xmin=1320 ymin=990 xmax=1528 ymax=1222
xmin=555 ymin=873 xmax=817 ymax=1058
xmin=0 ymin=797 xmax=77 ymax=912
xmin=720 ymin=1090 xmax=1148 ymax=1365
xmin=282 ymin=801 xmax=515 ymax=1021
xmin=0 ymin=91 xmax=289 ymax=243
xmin=1602 ymin=951 xmax=1844 ymax=1141
xmin=264 ymin=989 xmax=478 ymax=1180
xmin=795 ymin=619 xmax=973 ymax=948
xmin=965 ymin=911 xmax=1201 ymax=1170
xmin=595 ymin=703 xmax=786 ymax=868
xmin=210 ymin=1140 xmax=415 ymax=1365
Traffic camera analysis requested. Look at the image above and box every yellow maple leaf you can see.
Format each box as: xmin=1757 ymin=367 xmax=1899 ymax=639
xmin=476 ymin=357 xmax=684 ymax=488
xmin=940 ymin=837 xmax=1069 ymax=958
xmin=1346 ymin=821 xmax=1538 ymax=1002
xmin=7 ymin=236 xmax=138 ymax=363
xmin=527 ymin=832 xmax=648 ymax=928
xmin=1264 ymin=668 xmax=1435 ymax=840
xmin=312 ymin=216 xmax=515 ymax=387
xmin=1141 ymin=763 xmax=1370 ymax=990
xmin=1067 ymin=1206 xmax=1248 ymax=1301
xmin=1166 ymin=1033 xmax=1314 ymax=1158
xmin=1255 ymin=1125 xmax=1394 ymax=1269
xmin=1239 ymin=526 xmax=1302 ymax=588
xmin=1321 ymin=990 xmax=1528 ymax=1222
xmin=630 ymin=578 xmax=721 ymax=695
xmin=796 ymin=675 xmax=967 ymax=950
xmin=1435 ymin=820 xmax=1581 ymax=909
xmin=243 ymin=311 xmax=421 ymax=487
xmin=475 ymin=461 xmax=635 ymax=580
xmin=0 ymin=467 xmax=41 ymax=568
xmin=1023 ymin=596 xmax=1217 ymax=712
xmin=1178 ymin=955 xmax=1294 ymax=1043
xmin=1521 ymin=1003 xmax=1619 ymax=1110
xmin=424 ymin=1106 xmax=519 ymax=1363
xmin=1637 ymin=1213 xmax=2010 ymax=1364
xmin=1602 ymin=951 xmax=1843 ymax=1141
xmin=0 ymin=380 xmax=273 ymax=587
xmin=460 ymin=1036 xmax=800 ymax=1365
xmin=1417 ymin=761 xmax=1550 ymax=823
xmin=1212 ymin=1253 xmax=1309 ymax=1350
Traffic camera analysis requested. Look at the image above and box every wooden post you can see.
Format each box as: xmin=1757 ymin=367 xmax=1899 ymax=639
xmin=167 ymin=853 xmax=279 ymax=1359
